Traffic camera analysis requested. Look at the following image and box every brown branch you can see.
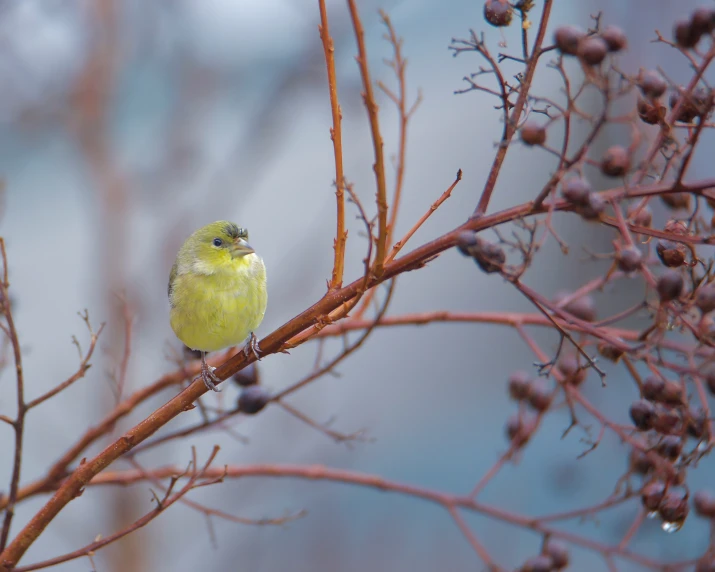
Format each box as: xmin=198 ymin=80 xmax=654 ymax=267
xmin=347 ymin=0 xmax=389 ymax=277
xmin=319 ymin=0 xmax=347 ymax=290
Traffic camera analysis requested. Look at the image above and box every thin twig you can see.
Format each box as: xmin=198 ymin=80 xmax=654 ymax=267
xmin=347 ymin=0 xmax=389 ymax=277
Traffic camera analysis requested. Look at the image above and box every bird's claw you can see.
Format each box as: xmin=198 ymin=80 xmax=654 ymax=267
xmin=243 ymin=332 xmax=262 ymax=361
xmin=200 ymin=362 xmax=222 ymax=392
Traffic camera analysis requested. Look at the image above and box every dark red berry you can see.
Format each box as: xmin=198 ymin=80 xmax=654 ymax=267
xmin=601 ymin=25 xmax=627 ymax=52
xmin=641 ymin=480 xmax=667 ymax=511
xmin=669 ymin=86 xmax=714 ymax=123
xmin=520 ymin=121 xmax=547 ymax=146
xmin=657 ymin=270 xmax=684 ymax=302
xmin=554 ymin=292 xmax=597 ymax=322
xmin=545 ymin=540 xmax=569 ymax=569
xmin=630 ymin=447 xmax=654 ymax=474
xmin=471 ymin=238 xmax=506 ymax=274
xmin=674 ymin=18 xmax=700 ymax=48
xmin=506 ymin=412 xmax=535 ymax=448
xmin=484 ymin=0 xmax=513 ymax=27
xmin=238 ymin=385 xmax=270 ymax=414
xmin=658 ymin=490 xmax=689 ymax=526
xmin=578 ymin=36 xmax=608 ymax=65
xmin=616 ymin=247 xmax=642 ymax=273
xmin=643 ymin=376 xmax=665 ymax=401
xmin=643 ymin=376 xmax=682 ymax=404
xmin=694 ymin=490 xmax=715 ymax=518
xmin=686 ymin=408 xmax=708 ymax=440
xmin=556 ymin=354 xmax=586 ymax=385
xmin=526 ymin=379 xmax=552 ymax=411
xmin=652 ymin=406 xmax=682 ymax=435
xmin=456 ymin=231 xmax=478 ymax=256
xmin=637 ymin=97 xmax=664 ymax=124
xmin=601 ymin=145 xmax=630 ymax=177
xmin=561 ymin=178 xmax=592 ymax=206
xmin=656 ymin=240 xmax=687 ymax=268
xmin=660 ymin=193 xmax=691 ymax=210
xmin=696 ymin=284 xmax=715 ymax=314
xmin=508 ymin=370 xmax=532 ymax=400
xmin=630 ymin=399 xmax=656 ymax=430
xmin=553 ymin=25 xmax=585 ymax=56
xmin=519 ymin=555 xmax=554 ymax=572
xmin=597 ymin=341 xmax=624 ymax=362
xmin=702 ymin=364 xmax=715 ymax=395
xmin=579 ymin=192 xmax=606 ymax=220
xmin=232 ymin=362 xmax=260 ymax=387
xmin=698 ymin=316 xmax=715 ymax=342
xmin=628 ymin=205 xmax=652 ymax=228
xmin=665 ymin=219 xmax=691 ymax=236
xmin=691 ymin=7 xmax=715 ymax=36
xmin=639 ymin=70 xmax=667 ymax=99
xmin=657 ymin=435 xmax=683 ymax=460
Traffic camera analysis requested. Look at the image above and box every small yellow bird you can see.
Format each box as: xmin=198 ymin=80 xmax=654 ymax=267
xmin=168 ymin=221 xmax=267 ymax=391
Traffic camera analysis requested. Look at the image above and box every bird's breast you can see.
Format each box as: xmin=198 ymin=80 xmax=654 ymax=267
xmin=169 ymin=256 xmax=267 ymax=352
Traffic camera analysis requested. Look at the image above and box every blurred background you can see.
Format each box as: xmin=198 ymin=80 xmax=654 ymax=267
xmin=1 ymin=0 xmax=714 ymax=570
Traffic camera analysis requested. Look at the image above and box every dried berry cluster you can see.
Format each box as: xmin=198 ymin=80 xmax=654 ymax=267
xmin=452 ymin=2 xmax=715 ymax=569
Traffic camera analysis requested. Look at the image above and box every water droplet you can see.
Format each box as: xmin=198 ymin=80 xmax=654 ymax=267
xmin=661 ymin=520 xmax=682 ymax=533
xmin=647 ymin=510 xmax=658 ymax=519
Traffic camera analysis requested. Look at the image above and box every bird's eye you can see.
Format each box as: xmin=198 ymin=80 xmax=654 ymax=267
xmin=212 ymin=238 xmax=223 ymax=247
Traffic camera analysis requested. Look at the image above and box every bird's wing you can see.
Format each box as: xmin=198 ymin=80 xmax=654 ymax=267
xmin=168 ymin=261 xmax=178 ymax=302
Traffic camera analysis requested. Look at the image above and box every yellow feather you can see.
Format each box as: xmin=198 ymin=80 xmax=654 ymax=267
xmin=168 ymin=221 xmax=267 ymax=353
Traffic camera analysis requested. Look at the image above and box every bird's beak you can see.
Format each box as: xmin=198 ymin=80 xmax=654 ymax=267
xmin=230 ymin=238 xmax=255 ymax=258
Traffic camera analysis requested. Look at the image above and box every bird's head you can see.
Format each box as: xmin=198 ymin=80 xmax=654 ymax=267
xmin=185 ymin=221 xmax=255 ymax=271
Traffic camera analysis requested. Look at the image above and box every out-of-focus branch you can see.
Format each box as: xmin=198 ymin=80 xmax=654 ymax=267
xmin=26 ymin=313 xmax=104 ymax=410
xmin=1 ymin=349 xmax=234 ymax=511
xmin=0 ymin=239 xmax=26 ymax=553
xmin=377 ymin=10 xmax=420 ymax=253
xmin=12 ymin=447 xmax=222 ymax=572
xmin=75 ymin=463 xmax=666 ymax=570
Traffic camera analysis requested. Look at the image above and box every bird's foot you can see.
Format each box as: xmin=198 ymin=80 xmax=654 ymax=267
xmin=243 ymin=332 xmax=262 ymax=361
xmin=200 ymin=361 xmax=222 ymax=392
